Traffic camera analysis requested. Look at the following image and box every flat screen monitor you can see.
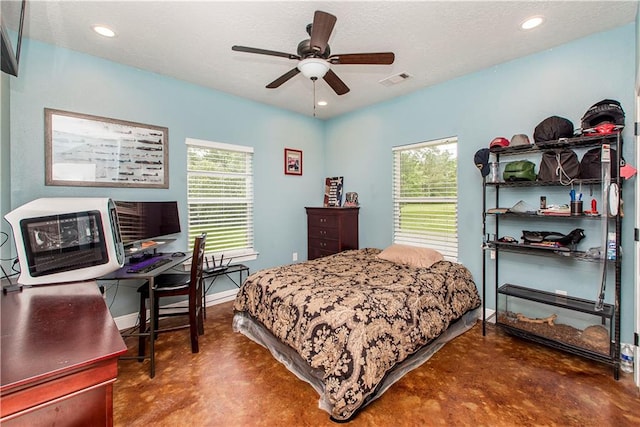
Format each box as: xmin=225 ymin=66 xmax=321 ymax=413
xmin=114 ymin=201 xmax=181 ymax=247
xmin=1 ymin=0 xmax=26 ymax=77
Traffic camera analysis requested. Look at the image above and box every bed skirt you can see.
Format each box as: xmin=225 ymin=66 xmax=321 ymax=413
xmin=233 ymin=307 xmax=481 ymax=419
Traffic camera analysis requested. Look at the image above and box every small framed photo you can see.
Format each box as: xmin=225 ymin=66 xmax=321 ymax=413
xmin=284 ymin=148 xmax=302 ymax=176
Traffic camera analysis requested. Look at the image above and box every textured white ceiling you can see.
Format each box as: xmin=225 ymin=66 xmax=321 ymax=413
xmin=4 ymin=1 xmax=638 ymax=119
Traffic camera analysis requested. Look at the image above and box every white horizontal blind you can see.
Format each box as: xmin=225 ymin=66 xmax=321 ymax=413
xmin=392 ymin=137 xmax=458 ymax=260
xmin=186 ymin=138 xmax=254 ymax=257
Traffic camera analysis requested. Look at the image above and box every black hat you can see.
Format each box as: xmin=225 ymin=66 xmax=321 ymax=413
xmin=474 ymin=148 xmax=490 ymax=177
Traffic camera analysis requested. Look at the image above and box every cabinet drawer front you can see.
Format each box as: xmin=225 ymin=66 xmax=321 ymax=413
xmin=309 ymin=239 xmax=339 ymax=252
xmin=308 ymin=247 xmax=336 ymax=260
xmin=308 ymin=215 xmax=338 ymax=228
xmin=309 ymin=226 xmax=338 ymax=240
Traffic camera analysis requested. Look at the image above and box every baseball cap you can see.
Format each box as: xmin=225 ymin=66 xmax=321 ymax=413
xmin=474 ymin=148 xmax=490 ymax=177
xmin=489 ymin=136 xmax=509 ymax=151
xmin=510 ymin=134 xmax=531 ymax=148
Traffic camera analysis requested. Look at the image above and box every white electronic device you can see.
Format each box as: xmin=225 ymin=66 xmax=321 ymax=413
xmin=4 ymin=198 xmax=125 ymax=285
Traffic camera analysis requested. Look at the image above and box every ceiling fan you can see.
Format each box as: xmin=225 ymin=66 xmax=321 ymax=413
xmin=231 ymin=10 xmax=395 ymax=95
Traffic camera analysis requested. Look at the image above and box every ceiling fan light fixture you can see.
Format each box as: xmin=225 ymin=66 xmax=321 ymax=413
xmin=297 ymin=58 xmax=330 ymax=79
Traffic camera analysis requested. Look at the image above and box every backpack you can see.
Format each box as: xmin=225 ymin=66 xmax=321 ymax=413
xmin=534 ymin=116 xmax=575 ymax=147
xmin=579 ymin=147 xmax=620 ymax=180
xmin=502 ymin=160 xmax=536 ymax=181
xmin=538 ymin=149 xmax=580 ymax=183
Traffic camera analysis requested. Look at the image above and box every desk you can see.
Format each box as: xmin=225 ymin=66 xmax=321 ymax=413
xmin=99 ymin=253 xmax=191 ymax=378
xmin=202 ymin=264 xmax=249 ymax=318
xmin=1 ymin=281 xmax=126 ymax=426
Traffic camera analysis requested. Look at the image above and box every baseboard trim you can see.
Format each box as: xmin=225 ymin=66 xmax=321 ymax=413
xmin=113 ymin=288 xmax=239 ymax=331
xmin=484 ymin=308 xmax=496 ymax=324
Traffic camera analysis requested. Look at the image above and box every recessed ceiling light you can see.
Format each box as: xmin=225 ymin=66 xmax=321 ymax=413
xmin=317 ymin=101 xmax=328 ymax=107
xmin=93 ymin=25 xmax=116 ymax=38
xmin=521 ymin=16 xmax=544 ymax=30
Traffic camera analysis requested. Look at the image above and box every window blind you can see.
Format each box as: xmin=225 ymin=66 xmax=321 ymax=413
xmin=185 ymin=138 xmax=255 ymax=259
xmin=392 ymin=137 xmax=458 ymax=260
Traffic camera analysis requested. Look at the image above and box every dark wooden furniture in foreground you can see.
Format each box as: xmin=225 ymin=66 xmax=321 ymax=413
xmin=1 ymin=280 xmax=126 ymax=426
xmin=306 ymin=207 xmax=359 ymax=260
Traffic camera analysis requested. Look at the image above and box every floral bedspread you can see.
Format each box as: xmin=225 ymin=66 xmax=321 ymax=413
xmin=233 ymin=248 xmax=481 ymax=421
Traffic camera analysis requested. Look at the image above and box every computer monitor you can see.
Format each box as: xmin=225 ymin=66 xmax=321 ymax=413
xmin=113 ymin=201 xmax=181 ymax=250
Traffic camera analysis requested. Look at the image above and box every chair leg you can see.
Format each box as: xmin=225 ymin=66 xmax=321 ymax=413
xmin=197 ymin=306 xmax=205 ymax=336
xmin=153 ymin=295 xmax=160 ymax=337
xmin=189 ymin=299 xmax=199 ymax=353
xmin=138 ymin=295 xmax=147 ymax=359
xmin=197 ymin=281 xmax=205 ymax=336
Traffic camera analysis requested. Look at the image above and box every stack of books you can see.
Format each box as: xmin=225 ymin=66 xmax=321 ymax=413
xmin=537 ymin=204 xmax=570 ymax=216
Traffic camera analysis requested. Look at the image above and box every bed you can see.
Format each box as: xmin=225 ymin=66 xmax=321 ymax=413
xmin=232 ymin=246 xmax=481 ymax=421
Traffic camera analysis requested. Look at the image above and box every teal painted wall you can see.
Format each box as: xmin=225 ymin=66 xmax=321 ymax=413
xmin=8 ymin=40 xmax=325 ymax=316
xmin=325 ymin=24 xmax=636 ymax=341
xmin=6 ymin=24 xmax=637 ymax=342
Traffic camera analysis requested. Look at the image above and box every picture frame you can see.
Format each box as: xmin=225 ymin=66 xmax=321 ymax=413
xmin=45 ymin=108 xmax=169 ymax=188
xmin=284 ymin=148 xmax=303 ymax=176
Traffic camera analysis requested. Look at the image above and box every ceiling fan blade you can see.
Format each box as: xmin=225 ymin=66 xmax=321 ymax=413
xmin=232 ymin=45 xmax=300 ymax=60
xmin=309 ymin=11 xmax=336 ymax=55
xmin=323 ymin=69 xmax=350 ymax=95
xmin=266 ymin=68 xmax=301 ymax=88
xmin=328 ymin=52 xmax=395 ymax=65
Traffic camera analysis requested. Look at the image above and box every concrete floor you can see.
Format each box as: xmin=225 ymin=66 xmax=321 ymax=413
xmin=113 ymin=301 xmax=640 ymax=426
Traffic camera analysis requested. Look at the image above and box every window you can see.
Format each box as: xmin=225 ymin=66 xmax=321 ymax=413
xmin=392 ymin=137 xmax=458 ymax=260
xmin=186 ymin=138 xmax=255 ymax=261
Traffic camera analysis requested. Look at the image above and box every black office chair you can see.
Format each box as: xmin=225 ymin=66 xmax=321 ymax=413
xmin=137 ymin=233 xmax=206 ymax=358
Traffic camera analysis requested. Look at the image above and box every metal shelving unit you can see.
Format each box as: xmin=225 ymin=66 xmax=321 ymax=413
xmin=481 ymin=133 xmax=622 ymax=379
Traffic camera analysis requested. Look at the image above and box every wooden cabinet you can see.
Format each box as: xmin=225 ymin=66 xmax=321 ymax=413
xmin=1 ymin=280 xmax=127 ymax=426
xmin=306 ymin=207 xmax=359 ymax=260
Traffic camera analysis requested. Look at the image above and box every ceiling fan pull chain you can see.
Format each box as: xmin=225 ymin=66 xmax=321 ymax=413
xmin=313 ymin=78 xmax=317 ymax=117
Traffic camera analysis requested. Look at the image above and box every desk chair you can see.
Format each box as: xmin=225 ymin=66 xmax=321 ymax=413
xmin=137 ymin=233 xmax=206 ymax=358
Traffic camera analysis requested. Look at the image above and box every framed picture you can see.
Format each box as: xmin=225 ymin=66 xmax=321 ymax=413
xmin=284 ymin=148 xmax=302 ymax=176
xmin=45 ymin=108 xmax=169 ymax=188
xmin=324 ymin=176 xmax=343 ymax=207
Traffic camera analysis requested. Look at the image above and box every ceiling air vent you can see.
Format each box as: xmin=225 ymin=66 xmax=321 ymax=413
xmin=379 ymin=72 xmax=411 ymax=86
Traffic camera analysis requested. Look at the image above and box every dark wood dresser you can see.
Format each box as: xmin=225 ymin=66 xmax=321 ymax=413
xmin=1 ymin=280 xmax=127 ymax=426
xmin=306 ymin=207 xmax=359 ymax=260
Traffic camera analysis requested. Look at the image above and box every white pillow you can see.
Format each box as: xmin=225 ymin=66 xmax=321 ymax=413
xmin=377 ymin=244 xmax=444 ymax=268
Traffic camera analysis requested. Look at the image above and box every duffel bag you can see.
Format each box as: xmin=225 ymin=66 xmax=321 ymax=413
xmin=538 ymin=149 xmax=579 ymax=183
xmin=503 ymin=160 xmax=536 ymax=181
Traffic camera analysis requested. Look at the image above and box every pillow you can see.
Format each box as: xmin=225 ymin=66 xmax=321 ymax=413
xmin=377 ymin=244 xmax=444 ymax=268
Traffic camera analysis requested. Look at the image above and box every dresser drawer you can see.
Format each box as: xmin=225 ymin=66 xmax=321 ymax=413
xmin=307 ymin=214 xmax=338 ymax=228
xmin=309 ymin=226 xmax=338 ymax=240
xmin=308 ymin=238 xmax=340 ymax=252
xmin=308 ymin=247 xmax=336 ymax=260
